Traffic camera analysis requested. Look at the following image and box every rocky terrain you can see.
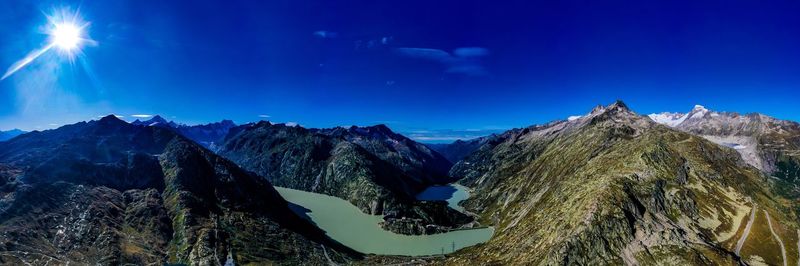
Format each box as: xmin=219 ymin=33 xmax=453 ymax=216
xmin=442 ymin=101 xmax=799 ymax=265
xmin=0 ymin=116 xmax=359 ymax=265
xmin=650 ymin=105 xmax=800 ymax=198
xmin=218 ymin=122 xmax=471 ymax=235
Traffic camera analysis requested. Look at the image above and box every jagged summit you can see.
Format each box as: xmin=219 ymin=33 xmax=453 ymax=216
xmin=608 ymin=99 xmax=630 ymax=111
xmin=98 ymin=114 xmax=128 ymax=125
xmin=131 ymin=115 xmax=178 ymax=127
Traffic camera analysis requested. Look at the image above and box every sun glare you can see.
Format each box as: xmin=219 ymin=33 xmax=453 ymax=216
xmin=51 ymin=22 xmax=82 ymax=51
xmin=1 ymin=8 xmax=94 ymax=80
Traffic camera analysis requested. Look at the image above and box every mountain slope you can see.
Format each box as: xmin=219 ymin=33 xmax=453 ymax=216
xmin=218 ymin=122 xmax=470 ymax=235
xmin=446 ymin=101 xmax=798 ymax=265
xmin=0 ymin=116 xmax=359 ymax=265
xmin=650 ymin=106 xmax=800 ymax=198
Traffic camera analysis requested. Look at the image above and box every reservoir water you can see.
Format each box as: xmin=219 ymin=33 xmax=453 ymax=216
xmin=415 ymin=183 xmax=470 ymax=212
xmin=276 ymin=186 xmax=494 ymax=256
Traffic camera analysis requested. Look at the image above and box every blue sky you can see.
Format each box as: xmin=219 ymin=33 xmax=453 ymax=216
xmin=1 ymin=0 xmax=799 ymax=142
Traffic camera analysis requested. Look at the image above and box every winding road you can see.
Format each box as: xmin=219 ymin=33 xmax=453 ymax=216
xmin=735 ymin=205 xmax=757 ymax=255
xmin=764 ymin=211 xmax=787 ymax=266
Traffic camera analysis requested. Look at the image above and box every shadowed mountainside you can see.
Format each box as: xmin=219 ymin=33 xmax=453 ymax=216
xmin=218 ymin=122 xmax=472 ymax=235
xmin=0 ymin=116 xmax=359 ymax=265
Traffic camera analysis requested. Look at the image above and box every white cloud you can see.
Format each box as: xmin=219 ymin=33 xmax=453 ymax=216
xmin=131 ymin=114 xmax=153 ymax=118
xmin=285 ymin=122 xmax=299 ymax=127
xmin=258 ymin=114 xmax=271 ymax=118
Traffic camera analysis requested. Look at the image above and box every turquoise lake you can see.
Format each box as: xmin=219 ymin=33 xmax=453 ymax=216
xmin=276 ymin=186 xmax=494 ymax=256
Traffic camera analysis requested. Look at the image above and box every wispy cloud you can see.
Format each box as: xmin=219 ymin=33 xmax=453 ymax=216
xmin=131 ymin=114 xmax=153 ymax=118
xmin=313 ymin=30 xmax=338 ymax=39
xmin=258 ymin=114 xmax=271 ymax=118
xmin=395 ymin=47 xmax=490 ymax=76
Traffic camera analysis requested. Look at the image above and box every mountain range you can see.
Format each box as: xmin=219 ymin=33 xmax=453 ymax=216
xmin=0 ymin=116 xmax=359 ymax=265
xmin=649 ymin=105 xmax=800 ymax=198
xmin=444 ymin=101 xmax=798 ymax=265
xmin=1 ymin=101 xmax=799 ymax=265
xmin=132 ymin=115 xmax=236 ymax=150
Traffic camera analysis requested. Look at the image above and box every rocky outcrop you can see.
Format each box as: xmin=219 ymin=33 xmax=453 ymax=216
xmin=380 ymin=201 xmax=474 ymax=235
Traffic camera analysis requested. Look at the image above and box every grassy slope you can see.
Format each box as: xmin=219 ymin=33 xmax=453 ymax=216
xmin=444 ymin=107 xmax=799 ymax=265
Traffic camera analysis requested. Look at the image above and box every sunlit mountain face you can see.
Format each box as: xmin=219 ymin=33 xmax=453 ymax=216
xmin=1 ymin=0 xmax=800 ymax=265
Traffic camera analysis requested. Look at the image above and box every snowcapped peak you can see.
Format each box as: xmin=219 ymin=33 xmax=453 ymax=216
xmin=648 ymin=112 xmax=688 ymax=127
xmin=687 ymin=104 xmax=709 ymax=119
xmin=649 ymin=104 xmax=717 ymax=127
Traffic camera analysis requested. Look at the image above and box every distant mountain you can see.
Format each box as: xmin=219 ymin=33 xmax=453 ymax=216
xmin=0 ymin=129 xmax=26 ymax=141
xmin=0 ymin=115 xmax=359 ymax=265
xmin=131 ymin=115 xmax=236 ymax=150
xmin=313 ymin=124 xmax=453 ymax=183
xmin=426 ymin=135 xmax=496 ymax=163
xmin=218 ymin=122 xmax=470 ymax=235
xmin=444 ymin=101 xmax=798 ymax=265
xmin=650 ymin=105 xmax=800 ymax=197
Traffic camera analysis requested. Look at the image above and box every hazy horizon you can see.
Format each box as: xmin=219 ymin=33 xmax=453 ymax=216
xmin=2 ymin=0 xmax=799 ymax=141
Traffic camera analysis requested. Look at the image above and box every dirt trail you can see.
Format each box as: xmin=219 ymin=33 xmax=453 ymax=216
xmin=735 ymin=205 xmax=757 ymax=255
xmin=764 ymin=211 xmax=787 ymax=266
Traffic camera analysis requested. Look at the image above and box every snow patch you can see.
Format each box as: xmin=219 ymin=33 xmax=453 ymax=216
xmin=567 ymin=115 xmax=582 ymax=121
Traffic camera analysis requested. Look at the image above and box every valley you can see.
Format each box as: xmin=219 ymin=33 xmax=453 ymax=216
xmin=276 ymin=186 xmax=493 ymax=256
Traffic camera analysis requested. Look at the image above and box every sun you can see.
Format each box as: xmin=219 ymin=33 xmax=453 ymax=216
xmin=51 ymin=22 xmax=83 ymax=52
xmin=1 ymin=7 xmax=94 ymax=80
xmin=45 ymin=8 xmax=93 ymax=58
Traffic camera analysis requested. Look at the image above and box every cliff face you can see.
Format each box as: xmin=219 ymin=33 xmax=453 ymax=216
xmin=0 ymin=116 xmax=359 ymax=265
xmin=218 ymin=122 xmax=470 ymax=235
xmin=446 ymin=101 xmax=799 ymax=265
